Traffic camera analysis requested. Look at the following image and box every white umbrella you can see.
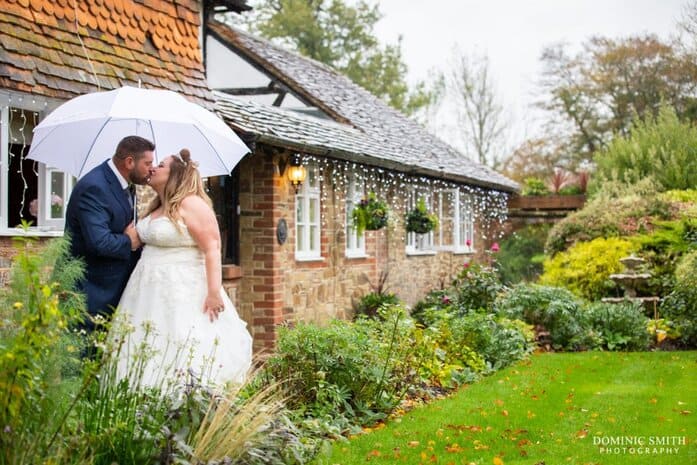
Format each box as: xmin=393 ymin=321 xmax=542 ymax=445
xmin=27 ymin=86 xmax=250 ymax=178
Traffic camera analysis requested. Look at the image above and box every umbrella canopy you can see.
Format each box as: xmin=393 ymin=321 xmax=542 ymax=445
xmin=27 ymin=86 xmax=250 ymax=178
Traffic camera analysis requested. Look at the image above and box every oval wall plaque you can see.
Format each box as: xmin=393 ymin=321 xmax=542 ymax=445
xmin=276 ymin=218 xmax=288 ymax=245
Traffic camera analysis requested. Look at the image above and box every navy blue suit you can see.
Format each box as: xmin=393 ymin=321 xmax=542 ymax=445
xmin=65 ymin=160 xmax=140 ymax=328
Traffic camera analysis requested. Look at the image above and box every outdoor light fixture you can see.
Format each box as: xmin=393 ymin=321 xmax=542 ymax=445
xmin=285 ymin=154 xmax=306 ymax=193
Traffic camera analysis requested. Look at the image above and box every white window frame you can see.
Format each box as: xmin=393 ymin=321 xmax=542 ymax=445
xmin=38 ymin=167 xmax=75 ymax=230
xmin=405 ymin=189 xmax=436 ymax=255
xmin=345 ymin=174 xmax=366 ymax=258
xmin=453 ymin=190 xmax=475 ymax=254
xmin=295 ymin=163 xmax=321 ymax=260
xmin=0 ymin=94 xmax=68 ymax=236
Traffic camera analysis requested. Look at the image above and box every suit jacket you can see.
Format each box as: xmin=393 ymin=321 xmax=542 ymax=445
xmin=65 ymin=160 xmax=140 ymax=324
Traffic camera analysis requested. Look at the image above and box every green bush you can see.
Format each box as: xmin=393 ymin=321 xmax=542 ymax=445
xmin=0 ymin=234 xmax=86 ymax=463
xmin=545 ymin=179 xmax=672 ymax=255
xmin=451 ymin=262 xmax=505 ymax=313
xmin=521 ymin=177 xmax=550 ymax=196
xmin=634 ymin=217 xmax=697 ymax=296
xmin=495 ymin=284 xmax=586 ymax=350
xmin=265 ymin=317 xmax=406 ymax=425
xmin=583 ymin=302 xmax=650 ymax=351
xmin=353 ymin=291 xmax=400 ymax=319
xmin=661 ymin=250 xmax=697 ymax=347
xmin=540 ymin=237 xmax=637 ymax=300
xmin=448 ymin=311 xmax=535 ymax=370
xmin=496 ymin=224 xmax=551 ymax=284
xmin=592 ymin=104 xmax=697 ymax=191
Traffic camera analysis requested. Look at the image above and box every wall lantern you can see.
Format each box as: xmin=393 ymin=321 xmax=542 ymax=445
xmin=281 ymin=153 xmax=306 ymax=194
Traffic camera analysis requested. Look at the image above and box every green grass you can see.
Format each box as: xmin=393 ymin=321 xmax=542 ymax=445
xmin=316 ymin=352 xmax=697 ymax=465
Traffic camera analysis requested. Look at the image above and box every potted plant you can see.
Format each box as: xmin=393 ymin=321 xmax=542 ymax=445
xmin=405 ymin=198 xmax=438 ymax=234
xmin=352 ymin=192 xmax=389 ymax=234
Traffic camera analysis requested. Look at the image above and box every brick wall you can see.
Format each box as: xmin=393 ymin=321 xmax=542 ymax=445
xmin=235 ymin=149 xmax=492 ymax=353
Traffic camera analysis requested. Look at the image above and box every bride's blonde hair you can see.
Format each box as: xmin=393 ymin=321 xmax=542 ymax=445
xmin=147 ymin=148 xmax=212 ymax=226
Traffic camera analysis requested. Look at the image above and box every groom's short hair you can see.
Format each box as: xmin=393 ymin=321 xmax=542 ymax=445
xmin=114 ymin=136 xmax=155 ymax=161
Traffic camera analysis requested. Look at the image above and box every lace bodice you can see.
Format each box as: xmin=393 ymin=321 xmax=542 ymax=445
xmin=137 ymin=215 xmax=197 ymax=248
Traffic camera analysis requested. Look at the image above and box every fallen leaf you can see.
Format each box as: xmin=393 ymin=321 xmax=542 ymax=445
xmin=407 ymin=440 xmax=420 ymax=448
xmin=493 ymin=457 xmax=505 ymax=465
xmin=446 ymin=443 xmax=463 ymax=453
xmin=502 ymin=410 xmax=509 ymax=417
xmin=576 ymin=429 xmax=588 ymax=439
xmin=680 ymin=410 xmax=692 ymax=415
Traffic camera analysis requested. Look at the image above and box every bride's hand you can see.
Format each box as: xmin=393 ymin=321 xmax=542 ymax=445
xmin=204 ymin=293 xmax=225 ymax=322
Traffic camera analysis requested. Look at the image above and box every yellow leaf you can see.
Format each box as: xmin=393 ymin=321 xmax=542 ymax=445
xmin=493 ymin=457 xmax=505 ymax=465
xmin=446 ymin=443 xmax=463 ymax=453
xmin=501 ymin=410 xmax=509 ymax=417
xmin=649 ymin=398 xmax=658 ymax=404
xmin=408 ymin=441 xmax=420 ymax=448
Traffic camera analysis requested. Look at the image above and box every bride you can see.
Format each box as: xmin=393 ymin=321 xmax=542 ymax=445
xmin=113 ymin=148 xmax=252 ymax=388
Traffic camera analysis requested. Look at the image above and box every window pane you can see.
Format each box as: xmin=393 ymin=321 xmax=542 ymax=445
xmin=296 ymin=197 xmax=304 ymax=223
xmin=297 ymin=225 xmax=305 ymax=251
xmin=310 ymin=225 xmax=317 ymax=251
xmin=50 ymin=171 xmax=65 ymax=219
xmin=309 ymin=198 xmax=318 ymax=222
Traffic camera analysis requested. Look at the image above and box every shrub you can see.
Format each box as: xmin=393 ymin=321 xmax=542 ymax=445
xmin=634 ymin=217 xmax=697 ymax=296
xmin=545 ymin=178 xmax=672 ymax=254
xmin=448 ymin=311 xmax=535 ymax=370
xmin=265 ymin=317 xmax=405 ymax=425
xmin=521 ymin=177 xmax=550 ymax=196
xmin=583 ymin=302 xmax=650 ymax=351
xmin=353 ymin=291 xmax=400 ymax=319
xmin=540 ymin=237 xmax=637 ymax=300
xmin=661 ymin=250 xmax=697 ymax=347
xmin=451 ymin=262 xmax=505 ymax=313
xmin=0 ymin=233 xmax=86 ymax=462
xmin=592 ymin=104 xmax=697 ymax=191
xmin=496 ymin=224 xmax=551 ymax=284
xmin=495 ymin=284 xmax=586 ymax=350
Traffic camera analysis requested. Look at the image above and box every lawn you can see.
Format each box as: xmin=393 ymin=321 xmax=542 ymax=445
xmin=316 ymin=351 xmax=697 ymax=465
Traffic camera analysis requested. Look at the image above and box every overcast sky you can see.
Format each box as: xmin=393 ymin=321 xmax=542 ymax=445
xmin=374 ymin=0 xmax=688 ymax=153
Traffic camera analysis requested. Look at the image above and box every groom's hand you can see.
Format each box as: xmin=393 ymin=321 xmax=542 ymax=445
xmin=125 ymin=222 xmax=142 ymax=251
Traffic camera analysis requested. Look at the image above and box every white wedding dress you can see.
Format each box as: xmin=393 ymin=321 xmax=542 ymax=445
xmin=113 ymin=215 xmax=253 ymax=389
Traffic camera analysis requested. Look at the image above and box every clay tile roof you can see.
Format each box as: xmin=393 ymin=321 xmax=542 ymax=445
xmin=0 ymin=0 xmax=214 ymax=108
xmin=208 ymin=21 xmax=518 ymax=192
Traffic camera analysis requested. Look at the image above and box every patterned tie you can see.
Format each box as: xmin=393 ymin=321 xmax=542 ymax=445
xmin=125 ymin=185 xmax=136 ymax=223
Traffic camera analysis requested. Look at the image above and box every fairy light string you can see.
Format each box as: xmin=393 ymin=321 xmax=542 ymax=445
xmin=299 ymin=154 xmax=510 ymax=241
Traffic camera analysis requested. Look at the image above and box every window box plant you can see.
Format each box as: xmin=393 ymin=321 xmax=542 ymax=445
xmin=352 ymin=192 xmax=389 ymax=234
xmin=405 ymin=198 xmax=438 ymax=234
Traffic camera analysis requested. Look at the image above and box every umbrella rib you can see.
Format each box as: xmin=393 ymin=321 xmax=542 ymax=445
xmin=78 ymin=117 xmax=114 ymax=177
xmin=191 ymin=124 xmax=231 ymax=175
xmin=27 ymin=123 xmax=63 ymax=159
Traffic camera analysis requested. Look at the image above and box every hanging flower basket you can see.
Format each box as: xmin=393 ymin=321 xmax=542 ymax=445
xmin=405 ymin=198 xmax=439 ymax=234
xmin=352 ymin=192 xmax=389 ymax=234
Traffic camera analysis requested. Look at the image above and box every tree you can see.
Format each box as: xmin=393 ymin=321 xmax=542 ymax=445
xmin=446 ymin=50 xmax=507 ymax=168
xmin=500 ymin=137 xmax=563 ymax=184
xmin=230 ymin=0 xmax=437 ymax=115
xmin=538 ymin=34 xmax=697 ymax=161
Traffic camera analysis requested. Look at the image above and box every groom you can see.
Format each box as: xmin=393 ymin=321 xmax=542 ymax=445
xmin=65 ymin=135 xmax=155 ymax=331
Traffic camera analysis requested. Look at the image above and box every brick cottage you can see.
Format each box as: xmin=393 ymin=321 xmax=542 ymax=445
xmin=0 ymin=0 xmax=518 ymax=351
